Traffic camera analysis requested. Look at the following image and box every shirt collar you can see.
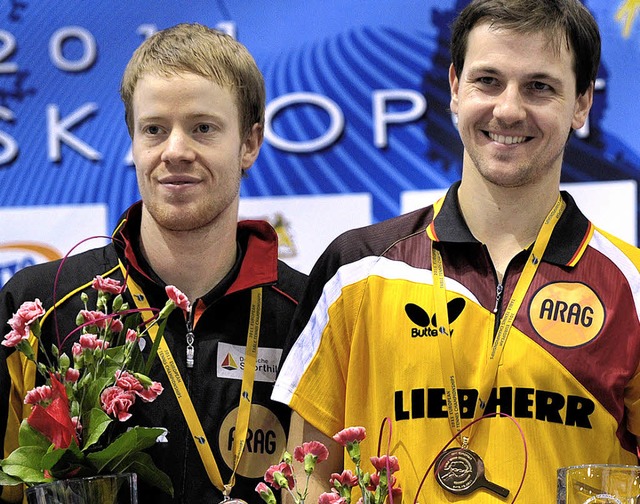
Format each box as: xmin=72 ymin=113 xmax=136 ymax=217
xmin=430 ymin=181 xmax=593 ymax=267
xmin=112 ymin=202 xmax=280 ymax=297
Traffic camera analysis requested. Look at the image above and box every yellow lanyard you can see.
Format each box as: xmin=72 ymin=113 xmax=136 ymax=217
xmin=121 ymin=263 xmax=262 ymax=495
xmin=431 ymin=194 xmax=565 ymax=447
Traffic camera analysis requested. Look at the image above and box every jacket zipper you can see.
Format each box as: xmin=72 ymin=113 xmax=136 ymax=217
xmin=186 ymin=305 xmax=195 ymax=368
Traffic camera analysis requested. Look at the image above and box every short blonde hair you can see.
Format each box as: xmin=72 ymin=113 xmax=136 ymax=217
xmin=120 ymin=23 xmax=265 ymax=138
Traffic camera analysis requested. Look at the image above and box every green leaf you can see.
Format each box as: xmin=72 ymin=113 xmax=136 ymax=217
xmin=18 ymin=420 xmax=52 ymax=450
xmin=0 ymin=446 xmax=49 ymax=484
xmin=42 ymin=443 xmax=94 ymax=480
xmin=0 ymin=468 xmax=23 ymax=486
xmin=82 ymin=408 xmax=112 ymax=450
xmin=118 ymin=452 xmax=173 ymax=497
xmin=86 ymin=427 xmax=166 ymax=472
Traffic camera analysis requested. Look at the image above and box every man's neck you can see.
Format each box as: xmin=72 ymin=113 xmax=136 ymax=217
xmin=138 ymin=211 xmax=238 ymax=301
xmin=458 ymin=177 xmax=560 ymax=282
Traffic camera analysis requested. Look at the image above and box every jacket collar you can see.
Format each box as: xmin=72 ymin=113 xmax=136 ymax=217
xmin=430 ymin=181 xmax=593 ymax=267
xmin=112 ymin=202 xmax=280 ymax=297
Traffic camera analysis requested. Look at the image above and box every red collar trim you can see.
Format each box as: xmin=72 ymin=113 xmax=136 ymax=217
xmin=227 ymin=220 xmax=279 ymax=295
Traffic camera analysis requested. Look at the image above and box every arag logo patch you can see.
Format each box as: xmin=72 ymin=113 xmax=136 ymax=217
xmin=529 ymin=282 xmax=605 ymax=347
xmin=405 ymin=298 xmax=465 ymax=337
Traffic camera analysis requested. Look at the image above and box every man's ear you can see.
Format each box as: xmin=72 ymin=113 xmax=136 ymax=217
xmin=449 ymin=63 xmax=460 ymax=115
xmin=572 ymin=82 xmax=594 ymax=131
xmin=241 ymin=123 xmax=264 ymax=172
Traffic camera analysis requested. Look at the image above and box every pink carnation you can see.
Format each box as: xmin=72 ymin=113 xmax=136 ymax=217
xmin=330 ymin=470 xmax=358 ymax=488
xmin=114 ymin=370 xmax=144 ymax=392
xmin=65 ymin=368 xmax=80 ymax=383
xmin=91 ymin=275 xmax=123 ymax=294
xmin=293 ymin=441 xmax=329 ymax=463
xmin=136 ymin=381 xmax=163 ymax=403
xmin=79 ymin=310 xmax=109 ymax=329
xmin=333 ymin=426 xmax=366 ymax=447
xmin=100 ymin=386 xmax=136 ymax=421
xmin=318 ymin=492 xmax=347 ymax=504
xmin=108 ymin=318 xmax=123 ymax=333
xmin=370 ymin=455 xmax=400 ymax=474
xmin=9 ymin=299 xmax=45 ymax=334
xmin=78 ymin=333 xmax=108 ymax=350
xmin=24 ymin=385 xmax=53 ymax=405
xmin=2 ymin=329 xmax=28 ymax=348
xmin=114 ymin=371 xmax=163 ymax=403
xmin=255 ymin=482 xmax=274 ymax=499
xmin=165 ymin=285 xmax=190 ymax=311
xmin=125 ymin=328 xmax=138 ymax=343
xmin=264 ymin=462 xmax=294 ymax=490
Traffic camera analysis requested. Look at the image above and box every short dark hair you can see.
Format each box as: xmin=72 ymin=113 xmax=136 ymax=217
xmin=450 ymin=0 xmax=600 ymax=96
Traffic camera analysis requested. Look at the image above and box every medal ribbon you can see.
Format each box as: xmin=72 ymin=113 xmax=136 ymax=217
xmin=431 ymin=194 xmax=565 ymax=446
xmin=121 ymin=264 xmax=262 ymax=495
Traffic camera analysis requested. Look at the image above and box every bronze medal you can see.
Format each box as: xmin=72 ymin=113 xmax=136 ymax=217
xmin=435 ymin=448 xmax=510 ymax=498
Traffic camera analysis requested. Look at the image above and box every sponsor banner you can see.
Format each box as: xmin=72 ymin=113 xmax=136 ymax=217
xmin=400 ymin=180 xmax=638 ymax=245
xmin=0 ymin=204 xmax=108 ymax=288
xmin=239 ymin=192 xmax=372 ymax=273
xmin=216 ymin=341 xmax=283 ymax=383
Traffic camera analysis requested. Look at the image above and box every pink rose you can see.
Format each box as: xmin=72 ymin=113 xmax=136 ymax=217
xmin=370 ymin=455 xmax=400 ymax=474
xmin=136 ymin=381 xmax=163 ymax=403
xmin=2 ymin=329 xmax=28 ymax=348
xmin=294 ymin=441 xmax=329 ymax=463
xmin=100 ymin=386 xmax=136 ymax=421
xmin=318 ymin=492 xmax=346 ymax=504
xmin=24 ymin=385 xmax=53 ymax=405
xmin=332 ymin=426 xmax=366 ymax=447
xmin=330 ymin=470 xmax=358 ymax=488
xmin=91 ymin=275 xmax=123 ymax=294
xmin=165 ymin=285 xmax=190 ymax=311
xmin=9 ymin=299 xmax=45 ymax=334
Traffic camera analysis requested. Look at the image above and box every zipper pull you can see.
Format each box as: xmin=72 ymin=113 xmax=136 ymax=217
xmin=494 ymin=283 xmax=503 ymax=313
xmin=186 ymin=331 xmax=195 ymax=368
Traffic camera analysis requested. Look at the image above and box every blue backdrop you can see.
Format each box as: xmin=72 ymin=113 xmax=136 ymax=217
xmin=1 ymin=0 xmax=639 ymax=233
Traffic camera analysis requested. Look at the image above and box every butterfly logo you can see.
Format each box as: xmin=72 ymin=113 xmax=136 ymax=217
xmin=405 ymin=298 xmax=465 ymax=337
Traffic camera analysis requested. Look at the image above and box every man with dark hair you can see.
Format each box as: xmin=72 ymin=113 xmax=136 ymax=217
xmin=274 ymin=1 xmax=640 ymax=501
xmin=1 ymin=23 xmax=306 ymax=503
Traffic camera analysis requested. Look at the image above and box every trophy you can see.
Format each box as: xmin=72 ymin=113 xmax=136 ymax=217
xmin=558 ymin=464 xmax=640 ymax=504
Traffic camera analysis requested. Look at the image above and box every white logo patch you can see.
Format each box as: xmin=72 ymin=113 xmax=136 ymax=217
xmin=216 ymin=342 xmax=282 ymax=383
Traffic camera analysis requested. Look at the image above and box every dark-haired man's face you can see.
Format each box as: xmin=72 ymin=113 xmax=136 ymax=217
xmin=449 ymin=23 xmax=592 ymax=189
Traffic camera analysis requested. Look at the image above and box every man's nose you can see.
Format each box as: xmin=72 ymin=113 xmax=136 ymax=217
xmin=493 ymin=84 xmax=527 ymax=124
xmin=161 ymin=129 xmax=196 ymax=164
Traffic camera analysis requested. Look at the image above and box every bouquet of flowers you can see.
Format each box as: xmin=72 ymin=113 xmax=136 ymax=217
xmin=0 ymin=275 xmax=190 ymax=497
xmin=256 ymin=426 xmax=402 ymax=504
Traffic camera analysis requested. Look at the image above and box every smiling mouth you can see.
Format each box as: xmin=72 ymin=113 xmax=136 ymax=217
xmin=486 ymin=132 xmax=530 ymax=145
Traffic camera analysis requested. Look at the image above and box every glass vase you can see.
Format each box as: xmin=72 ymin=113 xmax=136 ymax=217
xmin=26 ymin=473 xmax=137 ymax=504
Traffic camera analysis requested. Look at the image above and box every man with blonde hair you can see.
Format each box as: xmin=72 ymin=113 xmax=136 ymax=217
xmin=1 ymin=23 xmax=306 ymax=503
